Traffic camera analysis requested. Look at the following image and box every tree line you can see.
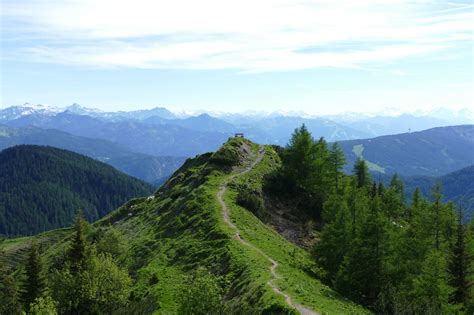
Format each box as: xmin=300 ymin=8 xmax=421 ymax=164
xmin=277 ymin=125 xmax=473 ymax=313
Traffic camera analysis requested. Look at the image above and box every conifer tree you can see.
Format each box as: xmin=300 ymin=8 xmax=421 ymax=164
xmin=281 ymin=124 xmax=317 ymax=192
xmin=328 ymin=142 xmax=346 ymax=191
xmin=353 ymin=158 xmax=371 ymax=189
xmin=411 ymin=250 xmax=454 ymax=314
xmin=449 ymin=208 xmax=471 ymax=308
xmin=431 ymin=184 xmax=443 ymax=250
xmin=389 ymin=173 xmax=405 ymax=204
xmin=0 ymin=251 xmax=21 ymax=315
xmin=68 ymin=211 xmax=88 ymax=273
xmin=315 ymin=195 xmax=351 ymax=281
xmin=21 ymin=242 xmax=46 ymax=311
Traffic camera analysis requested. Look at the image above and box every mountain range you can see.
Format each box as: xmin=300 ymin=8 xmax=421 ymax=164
xmin=0 ymin=125 xmax=185 ymax=183
xmin=1 ymin=103 xmax=472 ymax=181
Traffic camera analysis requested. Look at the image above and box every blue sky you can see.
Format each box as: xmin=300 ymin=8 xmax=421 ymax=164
xmin=1 ymin=0 xmax=473 ymax=114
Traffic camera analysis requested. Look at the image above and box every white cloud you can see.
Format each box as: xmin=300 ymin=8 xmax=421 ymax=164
xmin=2 ymin=0 xmax=473 ymax=72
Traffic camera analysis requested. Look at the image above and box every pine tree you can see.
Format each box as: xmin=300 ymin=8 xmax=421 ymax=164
xmin=68 ymin=211 xmax=88 ymax=273
xmin=0 ymin=250 xmax=21 ymax=315
xmin=389 ymin=173 xmax=405 ymax=204
xmin=328 ymin=142 xmax=346 ymax=191
xmin=20 ymin=242 xmax=46 ymax=311
xmin=411 ymin=250 xmax=454 ymax=314
xmin=431 ymin=183 xmax=443 ymax=250
xmin=449 ymin=208 xmax=471 ymax=308
xmin=281 ymin=124 xmax=317 ymax=192
xmin=353 ymin=158 xmax=371 ymax=189
xmin=334 ymin=195 xmax=385 ymax=306
xmin=315 ymin=195 xmax=351 ymax=281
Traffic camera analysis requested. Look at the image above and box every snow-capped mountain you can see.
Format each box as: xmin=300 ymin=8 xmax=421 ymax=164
xmin=0 ymin=103 xmax=62 ymax=122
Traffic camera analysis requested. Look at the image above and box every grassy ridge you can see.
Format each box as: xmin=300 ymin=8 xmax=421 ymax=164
xmin=1 ymin=138 xmax=368 ymax=314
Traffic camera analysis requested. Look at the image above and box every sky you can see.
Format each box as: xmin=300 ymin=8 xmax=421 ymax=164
xmin=1 ymin=0 xmax=473 ymax=115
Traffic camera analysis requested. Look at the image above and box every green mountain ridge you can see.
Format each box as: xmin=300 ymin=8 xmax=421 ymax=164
xmin=402 ymin=165 xmax=474 ymax=219
xmin=338 ymin=124 xmax=474 ymax=176
xmin=0 ymin=145 xmax=154 ymax=236
xmin=1 ymin=138 xmax=367 ymax=314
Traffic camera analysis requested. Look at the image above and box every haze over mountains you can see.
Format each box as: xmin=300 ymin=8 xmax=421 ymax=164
xmin=1 ymin=103 xmax=472 ymax=184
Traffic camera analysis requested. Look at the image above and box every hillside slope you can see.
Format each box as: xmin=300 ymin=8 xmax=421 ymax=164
xmin=1 ymin=139 xmax=367 ymax=314
xmin=402 ymin=165 xmax=474 ymax=219
xmin=0 ymin=145 xmax=153 ymax=236
xmin=338 ymin=125 xmax=474 ymax=176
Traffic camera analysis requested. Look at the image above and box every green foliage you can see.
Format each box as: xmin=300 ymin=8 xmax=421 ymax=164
xmin=411 ymin=250 xmax=454 ymax=314
xmin=278 ymin=124 xmax=333 ymax=219
xmin=52 ymin=252 xmax=132 ymax=314
xmin=209 ymin=137 xmax=244 ymax=167
xmin=95 ymin=228 xmax=129 ymax=266
xmin=328 ymin=142 xmax=346 ymax=191
xmin=29 ymin=295 xmax=58 ymax=315
xmin=316 ymin=166 xmax=470 ymax=312
xmin=0 ymin=251 xmax=21 ymax=315
xmin=178 ymin=268 xmax=223 ymax=315
xmin=353 ymin=158 xmax=371 ymax=188
xmin=20 ymin=242 xmax=47 ymax=311
xmin=236 ymin=185 xmax=264 ymax=216
xmin=0 ymin=145 xmax=153 ymax=236
xmin=67 ymin=212 xmax=88 ymax=274
xmin=449 ymin=208 xmax=472 ymax=309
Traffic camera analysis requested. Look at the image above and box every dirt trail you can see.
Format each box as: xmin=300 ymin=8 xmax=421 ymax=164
xmin=217 ymin=147 xmax=320 ymax=315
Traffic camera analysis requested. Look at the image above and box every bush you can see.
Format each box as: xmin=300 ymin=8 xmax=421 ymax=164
xmin=178 ymin=268 xmax=223 ymax=315
xmin=236 ymin=188 xmax=264 ymax=216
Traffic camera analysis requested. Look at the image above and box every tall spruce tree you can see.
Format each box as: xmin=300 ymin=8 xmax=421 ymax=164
xmin=281 ymin=124 xmax=317 ymax=192
xmin=20 ymin=242 xmax=46 ymax=311
xmin=449 ymin=208 xmax=471 ymax=308
xmin=328 ymin=142 xmax=346 ymax=191
xmin=353 ymin=158 xmax=371 ymax=189
xmin=68 ymin=211 xmax=88 ymax=273
xmin=0 ymin=250 xmax=21 ymax=315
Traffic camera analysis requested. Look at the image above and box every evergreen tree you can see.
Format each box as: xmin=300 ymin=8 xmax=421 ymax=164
xmin=68 ymin=211 xmax=88 ymax=273
xmin=281 ymin=124 xmax=317 ymax=192
xmin=334 ymin=195 xmax=385 ymax=305
xmin=431 ymin=183 xmax=444 ymax=250
xmin=315 ymin=195 xmax=351 ymax=282
xmin=411 ymin=250 xmax=454 ymax=314
xmin=389 ymin=173 xmax=405 ymax=204
xmin=328 ymin=142 xmax=346 ymax=191
xmin=449 ymin=208 xmax=471 ymax=308
xmin=0 ymin=251 xmax=21 ymax=315
xmin=353 ymin=158 xmax=371 ymax=189
xmin=21 ymin=242 xmax=46 ymax=311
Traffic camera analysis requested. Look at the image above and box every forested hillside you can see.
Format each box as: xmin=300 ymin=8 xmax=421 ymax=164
xmin=338 ymin=125 xmax=474 ymax=176
xmin=402 ymin=165 xmax=474 ymax=219
xmin=0 ymin=125 xmax=186 ymax=183
xmin=0 ymin=145 xmax=153 ymax=236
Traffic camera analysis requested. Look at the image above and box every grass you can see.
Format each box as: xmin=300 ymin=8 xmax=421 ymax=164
xmin=1 ymin=138 xmax=369 ymax=314
xmin=224 ymin=144 xmax=369 ymax=314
